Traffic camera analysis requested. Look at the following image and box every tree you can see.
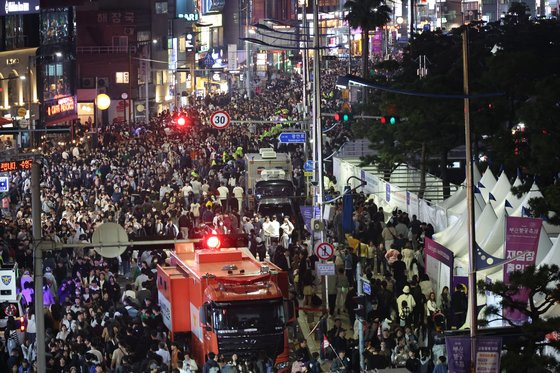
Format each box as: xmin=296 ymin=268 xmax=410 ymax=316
xmin=344 ymin=0 xmax=391 ymax=79
xmin=478 ymin=265 xmax=560 ymax=372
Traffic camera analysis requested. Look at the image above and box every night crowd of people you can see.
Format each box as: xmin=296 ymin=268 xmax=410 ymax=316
xmin=0 ymin=59 xmax=454 ymax=372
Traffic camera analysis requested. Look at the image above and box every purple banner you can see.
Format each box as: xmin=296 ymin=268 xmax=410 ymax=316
xmin=504 ymin=217 xmax=541 ymax=324
xmin=424 ymin=238 xmax=454 ymax=297
xmin=300 ymin=206 xmax=321 ymax=233
xmin=475 ymin=337 xmax=502 ymax=373
xmin=452 ymin=276 xmax=468 ymax=295
xmin=446 ymin=336 xmax=471 ymax=373
xmin=424 ymin=238 xmax=454 ymax=268
xmin=385 ymin=183 xmax=391 ymax=202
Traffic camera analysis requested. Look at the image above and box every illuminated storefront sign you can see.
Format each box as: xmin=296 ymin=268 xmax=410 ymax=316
xmin=44 ymin=95 xmax=77 ymax=126
xmin=176 ymin=0 xmax=199 ymax=21
xmin=0 ymin=0 xmax=39 ymax=15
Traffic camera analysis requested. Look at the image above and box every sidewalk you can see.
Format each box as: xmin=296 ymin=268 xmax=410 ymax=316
xmin=296 ymin=281 xmax=354 ymax=371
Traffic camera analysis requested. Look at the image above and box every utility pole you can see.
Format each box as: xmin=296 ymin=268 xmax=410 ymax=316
xmin=462 ymin=28 xmax=477 ymax=371
xmin=245 ymin=0 xmax=252 ymax=99
xmin=145 ymin=62 xmax=150 ymax=123
xmin=302 ymin=0 xmax=309 ymax=117
xmin=32 ymin=159 xmax=46 ymax=373
xmin=312 ymin=0 xmax=327 ymax=312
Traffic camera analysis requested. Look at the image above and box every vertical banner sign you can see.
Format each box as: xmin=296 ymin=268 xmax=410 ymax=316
xmin=445 ymin=336 xmax=471 ymax=373
xmin=424 ymin=238 xmax=454 ymax=297
xmin=504 ymin=216 xmax=541 ymax=324
xmin=385 ymin=182 xmax=391 ymax=202
xmin=228 ymin=44 xmax=238 ymax=71
xmin=475 ymin=337 xmax=502 ymax=373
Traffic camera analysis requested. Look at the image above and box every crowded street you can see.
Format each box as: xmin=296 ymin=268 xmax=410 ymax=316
xmin=0 ymin=60 xmax=454 ymax=372
xmin=1 ymin=0 xmax=560 ymax=371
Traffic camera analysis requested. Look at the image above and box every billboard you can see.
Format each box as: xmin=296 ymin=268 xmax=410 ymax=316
xmin=176 ymin=0 xmax=199 ymax=21
xmin=0 ymin=0 xmax=39 ymax=15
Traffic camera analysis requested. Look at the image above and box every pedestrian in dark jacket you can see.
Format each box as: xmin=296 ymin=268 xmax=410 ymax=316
xmin=202 ymin=352 xmax=220 ymax=373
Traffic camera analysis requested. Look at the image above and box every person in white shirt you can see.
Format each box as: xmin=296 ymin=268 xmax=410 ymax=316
xmin=280 ymin=217 xmax=294 ymax=240
xmin=181 ymin=352 xmax=198 ymax=373
xmin=181 ymin=182 xmax=193 ymax=205
xmin=191 ymin=178 xmax=202 ymax=198
xmin=262 ymin=217 xmax=272 ymax=250
xmin=233 ymin=185 xmax=244 ymax=212
xmin=156 ymin=342 xmax=171 ymax=366
xmin=217 ymin=182 xmax=230 ymax=210
xmin=269 ymin=216 xmax=280 ymax=256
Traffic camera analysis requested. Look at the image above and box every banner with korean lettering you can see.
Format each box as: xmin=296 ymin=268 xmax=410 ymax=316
xmin=503 ymin=216 xmax=542 ymax=324
xmin=475 ymin=337 xmax=502 ymax=373
xmin=445 ymin=336 xmax=471 ymax=373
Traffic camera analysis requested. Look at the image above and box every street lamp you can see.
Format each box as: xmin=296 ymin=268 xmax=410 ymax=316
xmin=95 ymin=93 xmax=111 ymax=110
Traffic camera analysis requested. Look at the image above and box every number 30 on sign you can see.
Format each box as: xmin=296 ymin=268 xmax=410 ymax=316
xmin=210 ymin=111 xmax=230 ymax=129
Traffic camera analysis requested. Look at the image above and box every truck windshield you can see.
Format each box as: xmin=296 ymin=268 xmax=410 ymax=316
xmin=213 ymin=299 xmax=285 ymax=332
xmin=257 ymin=203 xmax=294 ymax=221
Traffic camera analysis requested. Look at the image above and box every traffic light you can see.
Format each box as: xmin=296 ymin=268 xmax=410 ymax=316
xmin=353 ymin=294 xmax=367 ymax=320
xmin=379 ymin=116 xmax=399 ymax=125
xmin=334 ymin=112 xmax=352 ymax=122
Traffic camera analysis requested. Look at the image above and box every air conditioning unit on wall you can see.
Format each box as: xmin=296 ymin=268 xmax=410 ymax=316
xmin=81 ymin=77 xmax=94 ymax=88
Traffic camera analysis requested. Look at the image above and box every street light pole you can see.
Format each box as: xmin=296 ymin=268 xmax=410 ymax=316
xmin=311 ymin=0 xmax=327 ymax=313
xmin=312 ymin=0 xmax=323 ymax=230
xmin=462 ymin=28 xmax=477 ymax=370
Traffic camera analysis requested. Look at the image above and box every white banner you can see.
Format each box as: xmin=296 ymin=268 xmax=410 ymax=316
xmin=227 ymin=44 xmax=238 ymax=71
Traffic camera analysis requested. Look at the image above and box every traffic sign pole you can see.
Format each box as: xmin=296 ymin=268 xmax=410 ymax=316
xmin=315 ymin=241 xmax=334 ymax=315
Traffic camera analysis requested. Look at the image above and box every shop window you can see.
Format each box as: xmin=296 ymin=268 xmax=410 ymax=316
xmin=7 ymin=73 xmax=18 ymax=106
xmin=41 ymin=10 xmax=70 ymax=45
xmin=155 ymin=1 xmax=168 ymax=14
xmin=5 ymin=15 xmax=25 ymax=49
xmin=156 ymin=71 xmax=163 ymax=85
xmin=42 ymin=61 xmax=70 ymax=101
xmin=112 ymin=36 xmax=129 ymax=47
xmin=115 ymin=72 xmax=129 ymax=84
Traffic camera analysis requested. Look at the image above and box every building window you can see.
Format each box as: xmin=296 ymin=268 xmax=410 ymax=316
xmin=155 ymin=1 xmax=168 ymax=14
xmin=137 ymin=30 xmax=150 ymax=42
xmin=112 ymin=36 xmax=129 ymax=47
xmin=116 ymin=72 xmax=129 ymax=84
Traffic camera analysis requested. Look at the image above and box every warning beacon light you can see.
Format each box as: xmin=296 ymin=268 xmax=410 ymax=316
xmin=19 ymin=316 xmax=25 ymax=332
xmin=206 ymin=235 xmax=221 ymax=250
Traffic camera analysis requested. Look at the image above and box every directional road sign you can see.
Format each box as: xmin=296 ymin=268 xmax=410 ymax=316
xmin=0 ymin=177 xmax=8 ymax=193
xmin=315 ymin=241 xmax=335 ymax=261
xmin=304 ymin=160 xmax=314 ymax=172
xmin=210 ymin=110 xmax=230 ymax=129
xmin=278 ymin=132 xmax=306 ymax=144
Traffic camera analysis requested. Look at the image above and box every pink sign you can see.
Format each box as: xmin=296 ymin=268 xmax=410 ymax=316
xmin=503 ymin=216 xmax=542 ymax=324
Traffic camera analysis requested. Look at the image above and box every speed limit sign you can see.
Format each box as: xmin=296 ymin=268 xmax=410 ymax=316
xmin=210 ymin=110 xmax=230 ymax=129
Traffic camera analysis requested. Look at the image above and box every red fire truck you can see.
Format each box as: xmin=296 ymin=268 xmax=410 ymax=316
xmin=157 ymin=240 xmax=293 ymax=370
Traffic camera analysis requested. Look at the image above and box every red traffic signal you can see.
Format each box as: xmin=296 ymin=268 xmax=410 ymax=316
xmin=379 ymin=116 xmax=398 ymax=125
xmin=206 ymin=235 xmax=221 ymax=250
xmin=334 ymin=112 xmax=352 ymax=122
